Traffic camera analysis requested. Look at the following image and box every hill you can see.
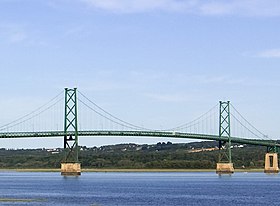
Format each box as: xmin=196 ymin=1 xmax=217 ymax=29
xmin=0 ymin=141 xmax=267 ymax=169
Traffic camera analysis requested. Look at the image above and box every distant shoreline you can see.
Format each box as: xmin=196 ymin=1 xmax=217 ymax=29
xmin=0 ymin=168 xmax=265 ymax=173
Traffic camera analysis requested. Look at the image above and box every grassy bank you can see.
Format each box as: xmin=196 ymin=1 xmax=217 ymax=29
xmin=0 ymin=168 xmax=265 ymax=173
xmin=82 ymin=168 xmax=264 ymax=172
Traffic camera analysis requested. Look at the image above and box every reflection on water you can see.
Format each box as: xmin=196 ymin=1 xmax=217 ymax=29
xmin=0 ymin=172 xmax=280 ymax=205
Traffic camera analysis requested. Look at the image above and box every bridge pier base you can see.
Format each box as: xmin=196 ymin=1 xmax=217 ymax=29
xmin=264 ymin=153 xmax=279 ymax=173
xmin=61 ymin=163 xmax=81 ymax=176
xmin=216 ymin=163 xmax=234 ymax=174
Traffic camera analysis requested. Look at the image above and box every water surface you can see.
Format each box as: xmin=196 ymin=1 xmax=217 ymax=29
xmin=0 ymin=172 xmax=280 ymax=205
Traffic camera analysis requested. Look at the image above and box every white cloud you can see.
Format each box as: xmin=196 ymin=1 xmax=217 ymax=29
xmin=145 ymin=93 xmax=193 ymax=103
xmin=189 ymin=75 xmax=247 ymax=86
xmin=200 ymin=0 xmax=280 ymax=16
xmin=80 ymin=0 xmax=280 ymax=16
xmin=256 ymin=49 xmax=280 ymax=58
xmin=199 ymin=2 xmax=236 ymax=15
xmin=80 ymin=0 xmax=198 ymax=13
xmin=0 ymin=22 xmax=51 ymax=47
xmin=9 ymin=31 xmax=27 ymax=43
xmin=0 ymin=23 xmax=27 ymax=44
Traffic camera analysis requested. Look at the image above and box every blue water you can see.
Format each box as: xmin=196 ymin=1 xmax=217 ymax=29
xmin=0 ymin=172 xmax=280 ymax=205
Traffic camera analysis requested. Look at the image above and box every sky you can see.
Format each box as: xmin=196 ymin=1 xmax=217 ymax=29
xmin=0 ymin=0 xmax=280 ymax=149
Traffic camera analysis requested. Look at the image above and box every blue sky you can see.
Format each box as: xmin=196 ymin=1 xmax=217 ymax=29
xmin=0 ymin=0 xmax=280 ymax=148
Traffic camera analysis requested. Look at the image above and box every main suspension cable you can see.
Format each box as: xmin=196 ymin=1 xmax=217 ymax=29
xmin=0 ymin=91 xmax=64 ymax=130
xmin=78 ymin=91 xmax=153 ymax=131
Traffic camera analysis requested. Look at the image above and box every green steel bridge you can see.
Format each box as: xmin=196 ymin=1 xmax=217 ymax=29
xmin=0 ymin=88 xmax=279 ymax=171
xmin=0 ymin=130 xmax=278 ymax=148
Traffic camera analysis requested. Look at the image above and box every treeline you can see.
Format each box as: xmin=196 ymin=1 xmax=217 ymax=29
xmin=0 ymin=141 xmax=267 ymax=169
xmin=79 ymin=144 xmax=265 ymax=169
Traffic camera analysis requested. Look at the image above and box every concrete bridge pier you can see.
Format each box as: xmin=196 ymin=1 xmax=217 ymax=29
xmin=264 ymin=153 xmax=279 ymax=173
xmin=216 ymin=163 xmax=234 ymax=174
xmin=61 ymin=163 xmax=81 ymax=176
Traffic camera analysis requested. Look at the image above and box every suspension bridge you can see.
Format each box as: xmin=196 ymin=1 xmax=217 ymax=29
xmin=0 ymin=88 xmax=279 ymax=175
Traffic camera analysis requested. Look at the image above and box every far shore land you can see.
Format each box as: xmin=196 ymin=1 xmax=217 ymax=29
xmin=0 ymin=168 xmax=265 ymax=173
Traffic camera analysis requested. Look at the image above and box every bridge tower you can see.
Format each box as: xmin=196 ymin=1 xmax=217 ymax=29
xmin=216 ymin=101 xmax=234 ymax=174
xmin=264 ymin=146 xmax=279 ymax=173
xmin=61 ymin=88 xmax=81 ymax=176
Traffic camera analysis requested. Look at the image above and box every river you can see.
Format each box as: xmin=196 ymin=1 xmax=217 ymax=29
xmin=0 ymin=172 xmax=280 ymax=205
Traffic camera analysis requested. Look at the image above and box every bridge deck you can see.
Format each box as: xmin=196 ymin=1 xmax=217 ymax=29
xmin=0 ymin=130 xmax=278 ymax=148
